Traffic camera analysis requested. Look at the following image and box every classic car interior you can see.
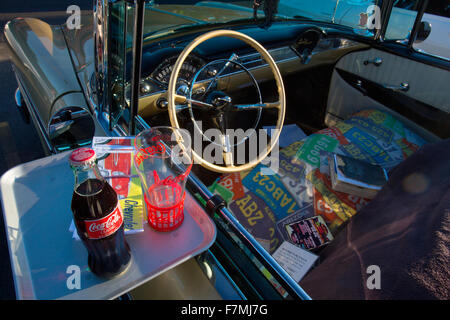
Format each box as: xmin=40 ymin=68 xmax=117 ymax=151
xmin=4 ymin=0 xmax=449 ymax=299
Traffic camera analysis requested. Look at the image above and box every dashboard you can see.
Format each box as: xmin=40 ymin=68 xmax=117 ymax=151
xmin=126 ymin=25 xmax=363 ymax=118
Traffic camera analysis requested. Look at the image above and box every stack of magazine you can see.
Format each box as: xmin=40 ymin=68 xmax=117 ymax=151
xmin=329 ymin=153 xmax=388 ymax=199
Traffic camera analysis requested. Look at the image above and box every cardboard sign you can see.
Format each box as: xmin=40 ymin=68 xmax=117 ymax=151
xmin=273 ymin=241 xmax=318 ymax=282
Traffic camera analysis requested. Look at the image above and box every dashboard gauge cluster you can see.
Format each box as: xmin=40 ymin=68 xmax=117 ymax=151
xmin=125 ymin=54 xmax=206 ymax=105
xmin=129 ymin=30 xmax=361 ymax=117
xmin=150 ymin=55 xmax=205 ymax=90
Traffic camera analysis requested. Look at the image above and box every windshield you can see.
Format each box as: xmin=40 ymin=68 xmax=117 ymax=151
xmin=109 ymin=0 xmax=383 ymax=129
xmin=145 ymin=0 xmax=383 ymax=38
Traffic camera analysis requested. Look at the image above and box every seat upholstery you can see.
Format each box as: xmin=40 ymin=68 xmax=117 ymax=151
xmin=210 ymin=109 xmax=429 ymax=254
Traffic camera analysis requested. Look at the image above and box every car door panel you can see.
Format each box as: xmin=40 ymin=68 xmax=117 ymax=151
xmin=325 ymin=48 xmax=450 ymax=140
xmin=334 ymin=68 xmax=450 ymax=138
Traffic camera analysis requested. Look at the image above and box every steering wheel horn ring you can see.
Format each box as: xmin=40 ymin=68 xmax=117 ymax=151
xmin=167 ymin=29 xmax=286 ymax=173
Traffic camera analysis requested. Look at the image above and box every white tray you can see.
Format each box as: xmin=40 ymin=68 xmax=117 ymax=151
xmin=0 ymin=151 xmax=216 ymax=299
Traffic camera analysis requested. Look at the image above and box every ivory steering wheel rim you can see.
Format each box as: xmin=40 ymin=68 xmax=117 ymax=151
xmin=167 ymin=29 xmax=286 ymax=173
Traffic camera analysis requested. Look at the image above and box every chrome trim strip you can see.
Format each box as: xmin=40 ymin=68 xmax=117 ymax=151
xmin=14 ymin=87 xmax=21 ymax=107
xmin=413 ymin=48 xmax=450 ymax=62
xmin=134 ymin=115 xmax=150 ymax=130
xmin=197 ymin=250 xmax=247 ymax=300
xmin=187 ymin=169 xmax=312 ymax=300
xmin=129 ymin=0 xmax=146 ymax=135
xmin=14 ymin=71 xmax=55 ymax=153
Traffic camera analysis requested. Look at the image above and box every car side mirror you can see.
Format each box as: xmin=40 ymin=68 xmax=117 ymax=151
xmin=415 ymin=21 xmax=431 ymax=43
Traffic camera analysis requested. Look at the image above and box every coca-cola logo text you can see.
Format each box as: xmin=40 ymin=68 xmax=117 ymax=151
xmin=160 ymin=168 xmax=190 ymax=186
xmin=84 ymin=204 xmax=123 ymax=239
xmin=88 ymin=211 xmax=120 ymax=233
xmin=134 ymin=141 xmax=166 ymax=166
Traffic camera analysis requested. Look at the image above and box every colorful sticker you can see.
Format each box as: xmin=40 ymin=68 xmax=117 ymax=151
xmin=229 ymin=191 xmax=281 ymax=253
xmin=276 ymin=154 xmax=312 ymax=208
xmin=405 ymin=129 xmax=427 ymax=148
xmin=313 ymin=188 xmax=345 ymax=235
xmin=346 ymin=116 xmax=394 ymax=144
xmin=242 ymin=164 xmax=300 ymax=220
xmin=334 ymin=121 xmax=354 ymax=134
xmin=395 ymin=138 xmax=420 ymax=159
xmin=209 ymin=181 xmax=234 ymax=205
xmin=317 ymin=127 xmax=349 ymax=145
xmin=295 ymin=134 xmax=339 ymax=167
xmin=277 ymin=153 xmax=306 ymax=181
xmin=276 ymin=205 xmax=315 ymax=242
xmin=367 ymin=109 xmax=388 ymax=124
xmin=383 ymin=113 xmax=405 ymax=137
xmin=217 ymin=172 xmax=245 ymax=201
xmin=309 ymin=169 xmax=370 ymax=220
xmin=308 ymin=169 xmax=354 ymax=221
xmin=280 ymin=140 xmax=304 ymax=159
xmin=344 ymin=126 xmax=393 ymax=165
xmin=285 ymin=215 xmax=334 ymax=250
xmin=339 ymin=142 xmax=374 ymax=163
xmin=352 ymin=109 xmax=374 ymax=119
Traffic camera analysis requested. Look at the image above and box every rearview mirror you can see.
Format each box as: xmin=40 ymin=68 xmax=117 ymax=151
xmin=415 ymin=21 xmax=432 ymax=43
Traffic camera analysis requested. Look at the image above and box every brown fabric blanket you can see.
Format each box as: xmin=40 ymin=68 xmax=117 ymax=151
xmin=300 ymin=139 xmax=450 ymax=300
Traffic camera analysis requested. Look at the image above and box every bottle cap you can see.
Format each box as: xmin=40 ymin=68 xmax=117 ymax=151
xmin=69 ymin=147 xmax=97 ymax=167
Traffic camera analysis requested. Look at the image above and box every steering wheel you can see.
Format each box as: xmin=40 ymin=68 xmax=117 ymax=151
xmin=167 ymin=30 xmax=286 ymax=173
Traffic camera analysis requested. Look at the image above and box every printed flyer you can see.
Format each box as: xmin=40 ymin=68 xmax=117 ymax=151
xmin=276 ymin=205 xmax=315 ymax=242
xmin=69 ymin=137 xmax=144 ymax=239
xmin=272 ymin=241 xmax=319 ymax=282
xmin=285 ymin=215 xmax=334 ymax=250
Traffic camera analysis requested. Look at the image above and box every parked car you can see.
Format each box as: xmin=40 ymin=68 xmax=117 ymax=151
xmin=277 ymin=0 xmax=450 ymax=59
xmin=3 ymin=0 xmax=449 ymax=299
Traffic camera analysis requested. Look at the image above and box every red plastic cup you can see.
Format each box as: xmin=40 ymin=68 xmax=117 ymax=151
xmin=134 ymin=127 xmax=192 ymax=232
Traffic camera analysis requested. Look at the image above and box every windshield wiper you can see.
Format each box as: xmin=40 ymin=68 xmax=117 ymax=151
xmin=143 ymin=22 xmax=206 ymax=40
xmin=291 ymin=15 xmax=314 ymax=21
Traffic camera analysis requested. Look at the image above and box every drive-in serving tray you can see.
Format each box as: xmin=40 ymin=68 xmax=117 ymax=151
xmin=0 ymin=151 xmax=216 ymax=299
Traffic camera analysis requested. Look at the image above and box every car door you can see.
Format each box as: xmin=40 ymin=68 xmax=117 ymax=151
xmin=324 ymin=0 xmax=450 ymax=142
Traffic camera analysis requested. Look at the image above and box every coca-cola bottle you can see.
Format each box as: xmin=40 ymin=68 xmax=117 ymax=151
xmin=69 ymin=147 xmax=131 ymax=278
